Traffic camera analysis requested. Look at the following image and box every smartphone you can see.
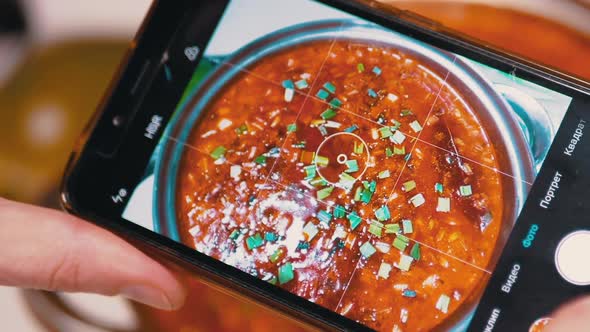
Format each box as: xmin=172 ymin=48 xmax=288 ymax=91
xmin=61 ymin=0 xmax=590 ymax=331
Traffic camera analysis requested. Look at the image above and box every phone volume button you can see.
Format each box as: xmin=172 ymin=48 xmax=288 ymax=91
xmin=130 ymin=60 xmax=152 ymax=96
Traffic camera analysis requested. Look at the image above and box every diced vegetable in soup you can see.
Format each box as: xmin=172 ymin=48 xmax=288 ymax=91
xmin=176 ymin=41 xmax=504 ymax=331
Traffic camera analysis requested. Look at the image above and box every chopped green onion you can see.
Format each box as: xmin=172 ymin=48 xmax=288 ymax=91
xmin=321 ymin=108 xmax=337 ymax=120
xmin=304 ymin=165 xmax=316 ymax=180
xmin=353 ymin=186 xmax=363 ymax=201
xmin=409 ymin=193 xmax=426 ymax=207
xmin=282 ymin=80 xmax=295 ymax=89
xmin=278 ymin=263 xmax=295 ymax=284
xmin=329 ymin=98 xmax=343 ymax=108
xmin=375 ymin=241 xmax=391 ymax=253
xmin=210 ymin=146 xmax=227 ymax=160
xmin=385 ymin=223 xmax=401 ymax=234
xmin=345 ymin=125 xmax=359 ymax=133
xmin=269 ymin=248 xmax=284 ymax=263
xmin=360 ymin=189 xmax=373 ymax=204
xmin=360 ymin=241 xmax=377 ymax=259
xmin=316 ymin=186 xmax=334 ymax=200
xmin=317 ymin=210 xmax=333 ymax=225
xmin=353 ymin=141 xmax=364 ymax=155
xmin=235 ymin=124 xmax=248 ymax=135
xmin=333 ymin=226 xmax=348 ymax=239
xmin=394 ymin=146 xmax=406 ymax=155
xmin=378 ymin=262 xmax=392 ymax=279
xmin=410 ymin=243 xmax=421 ymax=261
xmin=230 ymin=165 xmax=242 ymax=179
xmin=324 ymin=121 xmax=341 ymax=129
xmin=246 ymin=233 xmax=264 ymax=250
xmin=297 ymin=241 xmax=310 ymax=250
xmin=386 ymin=147 xmax=394 ymax=157
xmin=403 ymin=180 xmax=417 ymax=192
xmin=339 ymin=172 xmax=356 ymax=189
xmin=295 ymin=79 xmax=309 ymax=89
xmin=402 ymin=219 xmax=413 ymax=234
xmin=345 ymin=160 xmax=359 ymax=173
xmin=401 ymin=109 xmax=414 ymax=117
xmin=460 ymin=185 xmax=473 ymax=197
xmin=436 ymin=294 xmax=451 ymax=314
xmin=316 ymin=89 xmax=330 ymax=100
xmin=409 ymin=120 xmax=423 ymax=133
xmin=265 ymin=275 xmax=278 ymax=285
xmin=302 ymin=222 xmax=319 ymax=241
xmin=287 ymin=123 xmax=297 ymax=133
xmin=293 ymin=141 xmax=306 ymax=149
xmin=348 ymin=212 xmax=362 ymax=230
xmin=265 ymin=232 xmax=279 ymax=242
xmin=396 ymin=254 xmax=414 ymax=272
xmin=436 ymin=197 xmax=451 ymax=213
xmin=267 ymin=147 xmax=280 ymax=157
xmin=334 ymin=205 xmax=346 ymax=219
xmin=369 ymin=221 xmax=383 ymax=238
xmin=368 ymin=88 xmax=378 ymax=98
xmin=315 ymin=155 xmax=329 ymax=167
xmin=435 ymin=183 xmax=444 ymax=194
xmin=357 ymin=63 xmax=365 ymax=73
xmin=391 ymin=131 xmax=407 ymax=144
xmin=310 ymin=177 xmax=327 ymax=187
xmin=387 ymin=93 xmax=399 ymax=102
xmin=391 ymin=120 xmax=401 ymax=131
xmin=378 ymin=170 xmax=391 ymax=179
xmin=375 ymin=206 xmax=391 ymax=221
xmin=284 ymin=88 xmax=295 ymax=102
xmin=379 ymin=126 xmax=394 ymax=139
xmin=372 ymin=66 xmax=382 ymax=76
xmin=323 ymin=82 xmax=336 ymax=94
xmin=393 ymin=236 xmax=409 ymax=252
xmin=255 ymin=155 xmax=267 ymax=165
xmin=229 ymin=229 xmax=241 ymax=240
xmin=368 ymin=181 xmax=377 ymax=193
xmin=403 ymin=289 xmax=417 ymax=298
xmin=311 ymin=119 xmax=326 ymax=126
xmin=318 ymin=125 xmax=328 ymax=136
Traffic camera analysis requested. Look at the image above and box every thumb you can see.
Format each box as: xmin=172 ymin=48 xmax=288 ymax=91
xmin=0 ymin=198 xmax=185 ymax=310
xmin=545 ymin=296 xmax=590 ymax=332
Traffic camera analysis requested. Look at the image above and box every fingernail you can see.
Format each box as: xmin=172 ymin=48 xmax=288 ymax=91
xmin=121 ymin=285 xmax=173 ymax=310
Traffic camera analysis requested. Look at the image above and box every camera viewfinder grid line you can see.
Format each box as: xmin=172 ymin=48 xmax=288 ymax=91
xmin=242 ymin=22 xmax=348 ymax=222
xmin=385 ymin=56 xmax=455 ymax=205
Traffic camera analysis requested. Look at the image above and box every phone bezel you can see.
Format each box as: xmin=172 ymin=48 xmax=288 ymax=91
xmin=61 ymin=1 xmax=590 ymax=331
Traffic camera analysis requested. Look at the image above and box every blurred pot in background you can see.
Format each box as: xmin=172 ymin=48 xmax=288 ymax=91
xmin=0 ymin=0 xmax=151 ymax=204
xmin=377 ymin=0 xmax=590 ymax=79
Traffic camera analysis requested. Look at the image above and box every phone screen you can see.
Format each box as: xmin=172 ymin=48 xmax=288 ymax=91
xmin=115 ymin=0 xmax=587 ymax=331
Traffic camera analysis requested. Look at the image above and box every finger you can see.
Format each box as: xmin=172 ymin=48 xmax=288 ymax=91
xmin=546 ymin=296 xmax=590 ymax=332
xmin=0 ymin=198 xmax=186 ymax=310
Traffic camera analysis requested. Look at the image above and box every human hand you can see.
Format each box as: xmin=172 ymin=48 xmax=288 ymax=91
xmin=545 ymin=296 xmax=590 ymax=332
xmin=0 ymin=198 xmax=185 ymax=310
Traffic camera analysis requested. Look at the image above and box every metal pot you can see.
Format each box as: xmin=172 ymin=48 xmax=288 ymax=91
xmin=153 ymin=19 xmax=543 ymax=331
